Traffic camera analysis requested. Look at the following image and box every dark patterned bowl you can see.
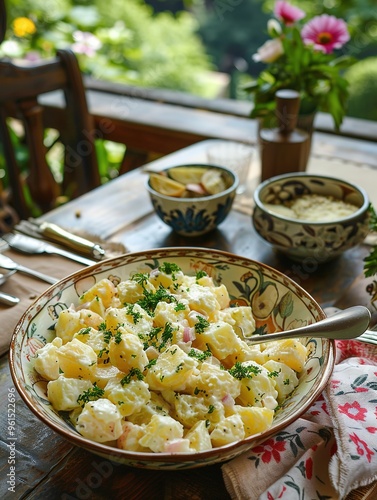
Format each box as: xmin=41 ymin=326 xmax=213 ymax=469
xmin=146 ymin=164 xmax=238 ymax=236
xmin=253 ymin=173 xmax=370 ymax=263
xmin=9 ymin=248 xmax=334 ymax=470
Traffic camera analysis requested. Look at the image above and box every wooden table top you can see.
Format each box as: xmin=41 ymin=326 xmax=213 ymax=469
xmin=1 ymin=139 xmax=377 ymax=499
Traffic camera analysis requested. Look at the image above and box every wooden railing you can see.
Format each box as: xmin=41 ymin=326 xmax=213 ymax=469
xmin=39 ymin=77 xmax=377 ymax=173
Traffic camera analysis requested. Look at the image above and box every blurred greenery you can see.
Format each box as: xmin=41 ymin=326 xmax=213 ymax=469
xmin=345 ymin=57 xmax=377 ymax=121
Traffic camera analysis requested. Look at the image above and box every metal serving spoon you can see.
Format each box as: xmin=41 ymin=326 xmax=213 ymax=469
xmin=246 ymin=305 xmax=371 ymax=344
xmin=0 ymin=271 xmax=20 ymax=306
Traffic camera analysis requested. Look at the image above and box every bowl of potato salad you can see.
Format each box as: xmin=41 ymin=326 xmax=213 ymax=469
xmin=9 ymin=248 xmax=334 ymax=469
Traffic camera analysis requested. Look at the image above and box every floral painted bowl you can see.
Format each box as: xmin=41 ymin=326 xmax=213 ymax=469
xmin=146 ymin=164 xmax=238 ymax=236
xmin=253 ymin=173 xmax=370 ymax=263
xmin=9 ymin=248 xmax=334 ymax=470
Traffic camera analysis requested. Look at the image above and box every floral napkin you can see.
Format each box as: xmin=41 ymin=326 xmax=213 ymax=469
xmin=222 ymin=339 xmax=377 ymax=499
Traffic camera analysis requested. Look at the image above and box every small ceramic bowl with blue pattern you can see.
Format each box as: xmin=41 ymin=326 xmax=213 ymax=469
xmin=252 ymin=173 xmax=370 ymax=263
xmin=146 ymin=164 xmax=238 ymax=236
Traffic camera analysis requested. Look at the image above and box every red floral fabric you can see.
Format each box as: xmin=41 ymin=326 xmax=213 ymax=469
xmin=222 ymin=340 xmax=377 ymax=499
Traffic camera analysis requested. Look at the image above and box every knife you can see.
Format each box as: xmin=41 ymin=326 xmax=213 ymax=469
xmin=20 ymin=220 xmax=106 ymax=260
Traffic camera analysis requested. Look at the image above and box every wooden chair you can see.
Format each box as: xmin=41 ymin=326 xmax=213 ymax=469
xmin=0 ymin=49 xmax=101 ymax=219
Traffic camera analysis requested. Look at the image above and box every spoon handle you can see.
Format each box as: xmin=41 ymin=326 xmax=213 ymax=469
xmin=246 ymin=305 xmax=371 ymax=345
xmin=0 ymin=291 xmax=19 ymax=306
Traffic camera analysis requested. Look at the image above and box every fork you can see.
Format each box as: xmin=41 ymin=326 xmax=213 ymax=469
xmin=324 ymin=306 xmax=377 ymax=345
xmin=0 ymin=253 xmax=58 ymax=285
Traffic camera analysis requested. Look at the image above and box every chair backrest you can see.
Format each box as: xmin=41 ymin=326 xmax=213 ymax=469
xmin=0 ymin=49 xmax=101 ymax=219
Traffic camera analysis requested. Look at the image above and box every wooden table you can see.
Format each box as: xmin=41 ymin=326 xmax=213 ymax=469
xmin=1 ymin=139 xmax=377 ymax=499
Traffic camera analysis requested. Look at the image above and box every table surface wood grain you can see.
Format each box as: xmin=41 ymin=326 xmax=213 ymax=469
xmin=1 ymin=139 xmax=377 ymax=499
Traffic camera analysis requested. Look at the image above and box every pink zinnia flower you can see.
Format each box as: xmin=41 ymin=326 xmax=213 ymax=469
xmin=274 ymin=1 xmax=305 ymax=25
xmin=301 ymin=14 xmax=350 ymax=54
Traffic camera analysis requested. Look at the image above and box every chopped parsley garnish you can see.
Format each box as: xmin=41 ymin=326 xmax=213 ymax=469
xmin=268 ymin=370 xmax=281 ymax=378
xmin=174 ymin=302 xmax=186 ymax=312
xmin=97 ymin=348 xmax=109 ymax=358
xmin=196 ymin=270 xmax=207 ymax=280
xmin=77 ymin=383 xmax=104 ymax=407
xmin=283 ymin=378 xmax=291 ymax=385
xmin=103 ymin=330 xmax=112 ymax=344
xmin=208 ymin=404 xmax=215 ymax=414
xmin=78 ymin=327 xmax=91 ymax=335
xmin=114 ymin=330 xmax=122 ymax=344
xmin=120 ymin=368 xmax=144 ymax=385
xmin=126 ymin=304 xmax=142 ymax=324
xmin=188 ymin=346 xmax=212 ymax=362
xmin=98 ymin=322 xmax=107 ymax=331
xmin=144 ymin=358 xmax=157 ymax=370
xmin=194 ymin=316 xmax=210 ymax=334
xmin=137 ymin=286 xmax=177 ymax=314
xmin=131 ymin=272 xmax=149 ymax=288
xmin=159 ymin=262 xmax=181 ymax=279
xmin=229 ymin=362 xmax=262 ymax=380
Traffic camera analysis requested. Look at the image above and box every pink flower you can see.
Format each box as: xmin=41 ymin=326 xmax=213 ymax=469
xmin=253 ymin=38 xmax=284 ymax=63
xmin=274 ymin=1 xmax=305 ymax=25
xmin=301 ymin=14 xmax=350 ymax=54
xmin=349 ymin=433 xmax=374 ymax=463
xmin=72 ymin=31 xmax=102 ymax=57
xmin=338 ymin=401 xmax=367 ymax=421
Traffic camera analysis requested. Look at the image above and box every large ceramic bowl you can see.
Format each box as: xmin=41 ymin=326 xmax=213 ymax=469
xmin=9 ymin=248 xmax=334 ymax=470
xmin=253 ymin=173 xmax=370 ymax=263
xmin=146 ymin=164 xmax=238 ymax=236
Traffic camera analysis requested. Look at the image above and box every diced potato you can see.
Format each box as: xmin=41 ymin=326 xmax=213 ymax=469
xmin=79 ymin=278 xmax=117 ymax=308
xmin=172 ymin=393 xmax=224 ymax=430
xmin=219 ymin=306 xmax=256 ymax=339
xmin=193 ymin=321 xmax=242 ymax=360
xmin=55 ymin=308 xmax=103 ymax=344
xmin=76 ymin=398 xmax=123 ymax=442
xmin=184 ymin=420 xmax=212 ymax=452
xmin=233 ymin=405 xmax=274 ymax=437
xmin=262 ymin=339 xmax=307 ymax=372
xmin=145 ymin=344 xmax=198 ymax=391
xmin=128 ymin=392 xmax=171 ymax=425
xmin=210 ymin=414 xmax=245 ymax=447
xmin=34 ymin=337 xmax=62 ymax=381
xmin=47 ymin=376 xmax=93 ymax=411
xmin=92 ymin=364 xmax=122 ymax=389
xmin=74 ymin=327 xmax=109 ymax=362
xmin=104 ymin=373 xmax=150 ymax=417
xmin=181 ymin=283 xmax=221 ymax=319
xmin=263 ymin=359 xmax=299 ymax=402
xmin=138 ymin=414 xmax=184 ymax=452
xmin=153 ymin=301 xmax=188 ymax=328
xmin=57 ymin=338 xmax=97 ymax=380
xmin=117 ymin=278 xmax=156 ymax=304
xmin=148 ymin=267 xmax=185 ymax=290
xmin=105 ymin=305 xmax=153 ymax=336
xmin=213 ymin=284 xmax=230 ymax=309
xmin=234 ymin=361 xmax=278 ymax=409
xmin=222 ymin=339 xmax=266 ymax=368
xmin=188 ymin=362 xmax=241 ymax=401
xmin=108 ymin=330 xmax=148 ymax=373
xmin=117 ymin=421 xmax=149 ymax=452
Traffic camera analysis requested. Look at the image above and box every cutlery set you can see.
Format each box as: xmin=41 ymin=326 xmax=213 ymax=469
xmin=0 ymin=220 xmax=106 ymax=306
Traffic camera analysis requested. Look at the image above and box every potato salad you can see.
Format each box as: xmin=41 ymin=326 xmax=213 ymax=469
xmin=33 ymin=263 xmax=307 ymax=453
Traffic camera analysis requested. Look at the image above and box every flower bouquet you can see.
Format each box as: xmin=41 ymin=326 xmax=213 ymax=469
xmin=246 ymin=1 xmax=355 ymax=130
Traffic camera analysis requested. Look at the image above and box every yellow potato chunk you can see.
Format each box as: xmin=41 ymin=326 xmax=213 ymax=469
xmin=188 ymin=362 xmax=241 ymax=401
xmin=145 ymin=344 xmax=198 ymax=391
xmin=34 ymin=337 xmax=62 ymax=381
xmin=181 ymin=283 xmax=221 ymax=318
xmin=80 ymin=278 xmax=117 ymax=308
xmin=172 ymin=393 xmax=224 ymax=430
xmin=117 ymin=421 xmax=149 ymax=452
xmin=128 ymin=392 xmax=171 ymax=425
xmin=184 ymin=420 xmax=212 ymax=452
xmin=138 ymin=414 xmax=184 ymax=452
xmin=104 ymin=374 xmax=150 ymax=417
xmin=262 ymin=339 xmax=307 ymax=372
xmin=105 ymin=305 xmax=153 ymax=336
xmin=92 ymin=364 xmax=122 ymax=389
xmin=55 ymin=308 xmax=103 ymax=344
xmin=193 ymin=321 xmax=241 ymax=361
xmin=219 ymin=306 xmax=256 ymax=339
xmin=76 ymin=398 xmax=123 ymax=443
xmin=210 ymin=414 xmax=245 ymax=447
xmin=264 ymin=359 xmax=299 ymax=402
xmin=108 ymin=330 xmax=148 ymax=373
xmin=57 ymin=338 xmax=97 ymax=380
xmin=232 ymin=361 xmax=278 ymax=409
xmin=213 ymin=284 xmax=230 ymax=309
xmin=117 ymin=278 xmax=155 ymax=304
xmin=47 ymin=376 xmax=93 ymax=411
xmin=233 ymin=405 xmax=274 ymax=437
xmin=222 ymin=339 xmax=266 ymax=368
